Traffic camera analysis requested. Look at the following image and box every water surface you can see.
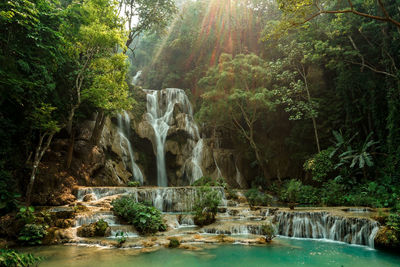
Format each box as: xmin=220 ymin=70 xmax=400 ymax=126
xmin=21 ymin=238 xmax=400 ymax=267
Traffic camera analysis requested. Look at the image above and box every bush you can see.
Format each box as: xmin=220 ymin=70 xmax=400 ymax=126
xmin=261 ymin=224 xmax=276 ymax=242
xmin=16 ymin=206 xmax=36 ymax=224
xmin=304 ymin=148 xmax=334 ymax=182
xmin=115 ymin=231 xmax=126 ymax=246
xmin=0 ymin=249 xmax=42 ymax=267
xmin=127 ymin=181 xmax=140 ymax=187
xmin=321 ymin=180 xmax=346 ymax=206
xmin=245 ymin=188 xmax=271 ymax=206
xmin=281 ymin=179 xmax=302 ymax=208
xmin=112 ymin=196 xmax=165 ymax=235
xmin=226 ymin=187 xmax=238 ymax=200
xmin=192 ymin=176 xmax=225 ymax=187
xmin=18 ymin=224 xmax=47 ymax=245
xmin=193 ymin=186 xmax=222 ymax=226
xmin=168 ymin=237 xmax=180 ymax=248
xmin=297 ymin=185 xmax=320 ymax=205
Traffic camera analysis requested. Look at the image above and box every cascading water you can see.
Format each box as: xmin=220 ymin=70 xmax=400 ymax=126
xmin=117 ymin=111 xmax=144 ymax=184
xmin=132 ymin=70 xmax=142 ymax=85
xmin=143 ymin=88 xmax=203 ymax=186
xmin=273 ymin=211 xmax=380 ymax=247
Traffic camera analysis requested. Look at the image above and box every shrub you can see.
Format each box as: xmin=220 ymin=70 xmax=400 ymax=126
xmin=127 ymin=181 xmax=140 ymax=187
xmin=281 ymin=179 xmax=302 ymax=208
xmin=321 ymin=180 xmax=346 ymax=206
xmin=115 ymin=231 xmax=126 ymax=246
xmin=226 ymin=187 xmax=238 ymax=200
xmin=245 ymin=188 xmax=271 ymax=206
xmin=303 ymin=148 xmax=334 ymax=182
xmin=193 ymin=186 xmax=222 ymax=226
xmin=168 ymin=237 xmax=180 ymax=248
xmin=112 ymin=196 xmax=165 ymax=235
xmin=297 ymin=185 xmax=319 ymax=205
xmin=18 ymin=224 xmax=47 ymax=245
xmin=0 ymin=249 xmax=42 ymax=267
xmin=16 ymin=206 xmax=36 ymax=224
xmin=261 ymin=224 xmax=276 ymax=242
xmin=192 ymin=176 xmax=225 ymax=187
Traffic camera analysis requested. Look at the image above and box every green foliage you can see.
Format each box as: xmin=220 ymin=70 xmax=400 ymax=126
xmin=193 ymin=186 xmax=222 ymax=226
xmin=16 ymin=206 xmax=36 ymax=224
xmin=115 ymin=231 xmax=126 ymax=246
xmin=192 ymin=176 xmax=224 ymax=187
xmin=0 ymin=249 xmax=42 ymax=267
xmin=18 ymin=224 xmax=47 ymax=245
xmin=168 ymin=237 xmax=180 ymax=248
xmin=261 ymin=224 xmax=276 ymax=242
xmin=0 ymin=163 xmax=20 ymax=215
xmin=94 ymin=219 xmax=109 ymax=236
xmin=112 ymin=196 xmax=165 ymax=235
xmin=245 ymin=189 xmax=272 ymax=206
xmin=226 ymin=188 xmax=238 ymax=200
xmin=127 ymin=181 xmax=140 ymax=187
xmin=304 ymin=148 xmax=334 ymax=182
xmin=281 ymin=179 xmax=302 ymax=204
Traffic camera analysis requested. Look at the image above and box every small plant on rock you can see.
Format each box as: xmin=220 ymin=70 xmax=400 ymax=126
xmin=127 ymin=181 xmax=140 ymax=187
xmin=115 ymin=231 xmax=127 ymax=247
xmin=168 ymin=237 xmax=180 ymax=248
xmin=193 ymin=186 xmax=222 ymax=226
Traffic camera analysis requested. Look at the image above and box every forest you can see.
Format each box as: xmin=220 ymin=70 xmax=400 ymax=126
xmin=1 ymin=0 xmax=400 ymax=265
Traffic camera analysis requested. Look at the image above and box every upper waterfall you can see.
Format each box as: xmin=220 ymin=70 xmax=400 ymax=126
xmin=143 ymin=88 xmax=203 ymax=186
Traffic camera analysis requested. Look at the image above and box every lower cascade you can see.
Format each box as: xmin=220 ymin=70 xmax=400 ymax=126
xmin=273 ymin=211 xmax=380 ymax=247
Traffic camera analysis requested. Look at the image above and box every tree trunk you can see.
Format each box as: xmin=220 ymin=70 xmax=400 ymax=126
xmin=26 ymin=131 xmax=55 ymax=205
xmin=90 ymin=110 xmax=106 ymax=146
xmin=301 ymin=64 xmax=321 ymax=153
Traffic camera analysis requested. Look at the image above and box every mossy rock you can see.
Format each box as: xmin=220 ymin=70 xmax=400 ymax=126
xmin=374 ymin=226 xmax=400 ymax=250
xmin=168 ymin=237 xmax=180 ymax=248
xmin=77 ymin=220 xmax=111 ymax=237
xmin=193 ymin=211 xmax=215 ymax=227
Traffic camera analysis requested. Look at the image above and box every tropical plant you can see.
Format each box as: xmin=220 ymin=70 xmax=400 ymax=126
xmin=18 ymin=224 xmax=48 ymax=245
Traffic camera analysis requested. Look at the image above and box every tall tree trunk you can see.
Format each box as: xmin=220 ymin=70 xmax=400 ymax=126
xmin=90 ymin=110 xmax=106 ymax=146
xmin=301 ymin=65 xmax=321 ymax=153
xmin=26 ymin=131 xmax=55 ymax=205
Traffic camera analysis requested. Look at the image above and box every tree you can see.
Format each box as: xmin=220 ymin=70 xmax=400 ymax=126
xmin=26 ymin=104 xmax=60 ymax=204
xmin=199 ymin=53 xmax=275 ymax=184
xmin=270 ymin=40 xmax=321 ymax=152
xmin=274 ymin=0 xmax=400 ymax=34
xmin=82 ymin=53 xmax=134 ymax=145
xmin=117 ymin=0 xmax=177 ymax=51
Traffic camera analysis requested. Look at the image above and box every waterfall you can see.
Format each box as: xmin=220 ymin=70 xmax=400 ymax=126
xmin=117 ymin=111 xmax=144 ymax=184
xmin=273 ymin=211 xmax=380 ymax=248
xmin=132 ymin=70 xmax=142 ymax=85
xmin=190 ymin=139 xmax=204 ymax=184
xmin=143 ymin=88 xmax=203 ymax=186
